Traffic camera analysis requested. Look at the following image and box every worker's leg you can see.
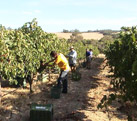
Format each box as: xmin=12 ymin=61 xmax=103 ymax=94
xmin=60 ymin=70 xmax=69 ymax=93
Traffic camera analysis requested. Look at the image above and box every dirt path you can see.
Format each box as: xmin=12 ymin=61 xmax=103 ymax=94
xmin=0 ymin=54 xmax=128 ymax=121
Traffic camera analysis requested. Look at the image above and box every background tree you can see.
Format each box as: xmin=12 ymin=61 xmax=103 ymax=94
xmin=63 ymin=29 xmax=69 ymax=33
xmin=70 ymin=33 xmax=83 ymax=42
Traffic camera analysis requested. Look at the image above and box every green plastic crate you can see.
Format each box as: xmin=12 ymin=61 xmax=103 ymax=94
xmin=37 ymin=74 xmax=48 ymax=82
xmin=50 ymin=85 xmax=61 ymax=99
xmin=72 ymin=71 xmax=81 ymax=81
xmin=30 ymin=103 xmax=53 ymax=121
xmin=42 ymin=74 xmax=48 ymax=82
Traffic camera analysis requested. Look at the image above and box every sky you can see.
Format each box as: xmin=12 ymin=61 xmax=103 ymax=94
xmin=0 ymin=0 xmax=137 ymax=32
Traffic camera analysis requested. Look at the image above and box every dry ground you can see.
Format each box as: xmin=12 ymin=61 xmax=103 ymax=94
xmin=0 ymin=54 xmax=137 ymax=121
xmin=54 ymin=32 xmax=104 ymax=40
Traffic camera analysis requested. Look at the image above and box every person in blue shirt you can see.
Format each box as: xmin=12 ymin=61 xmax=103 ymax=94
xmin=86 ymin=48 xmax=93 ymax=69
xmin=86 ymin=48 xmax=90 ymax=57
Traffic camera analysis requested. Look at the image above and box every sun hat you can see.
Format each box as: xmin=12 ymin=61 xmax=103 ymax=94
xmin=70 ymin=46 xmax=74 ymax=49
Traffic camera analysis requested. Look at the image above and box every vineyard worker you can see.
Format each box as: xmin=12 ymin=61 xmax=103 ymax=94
xmin=86 ymin=48 xmax=90 ymax=67
xmin=86 ymin=48 xmax=90 ymax=60
xmin=67 ymin=46 xmax=77 ymax=71
xmin=86 ymin=49 xmax=93 ymax=69
xmin=50 ymin=51 xmax=70 ymax=93
xmin=89 ymin=49 xmax=93 ymax=60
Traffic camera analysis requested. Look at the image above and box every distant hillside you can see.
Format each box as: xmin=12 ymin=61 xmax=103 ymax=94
xmin=54 ymin=32 xmax=104 ymax=40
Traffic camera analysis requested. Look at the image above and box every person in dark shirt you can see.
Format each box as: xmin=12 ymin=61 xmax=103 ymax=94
xmin=86 ymin=48 xmax=93 ymax=69
xmin=86 ymin=49 xmax=90 ymax=57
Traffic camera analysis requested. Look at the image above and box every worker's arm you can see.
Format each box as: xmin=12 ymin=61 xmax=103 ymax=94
xmin=41 ymin=58 xmax=56 ymax=66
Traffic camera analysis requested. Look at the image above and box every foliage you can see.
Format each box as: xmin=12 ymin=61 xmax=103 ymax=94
xmin=98 ymin=26 xmax=137 ymax=109
xmin=94 ymin=29 xmax=119 ymax=35
xmin=98 ymin=35 xmax=115 ymax=53
xmin=83 ymin=36 xmax=114 ymax=54
xmin=63 ymin=29 xmax=69 ymax=33
xmin=69 ymin=33 xmax=83 ymax=42
xmin=0 ymin=19 xmax=71 ymax=91
xmin=63 ymin=29 xmax=80 ymax=33
xmin=0 ymin=19 xmax=100 ymax=92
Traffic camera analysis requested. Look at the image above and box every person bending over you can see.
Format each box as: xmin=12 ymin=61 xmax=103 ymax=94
xmin=50 ymin=51 xmax=70 ymax=93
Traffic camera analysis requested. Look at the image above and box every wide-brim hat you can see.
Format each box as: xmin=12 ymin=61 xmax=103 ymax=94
xmin=70 ymin=46 xmax=74 ymax=49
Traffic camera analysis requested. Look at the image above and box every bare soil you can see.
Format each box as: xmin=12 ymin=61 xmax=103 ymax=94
xmin=0 ymin=54 xmax=137 ymax=121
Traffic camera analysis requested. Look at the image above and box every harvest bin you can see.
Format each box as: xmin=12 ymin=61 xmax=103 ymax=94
xmin=50 ymin=85 xmax=61 ymax=99
xmin=30 ymin=103 xmax=53 ymax=121
xmin=72 ymin=71 xmax=81 ymax=81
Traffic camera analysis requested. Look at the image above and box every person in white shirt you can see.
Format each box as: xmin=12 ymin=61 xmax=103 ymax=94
xmin=67 ymin=46 xmax=77 ymax=71
xmin=89 ymin=49 xmax=93 ymax=58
